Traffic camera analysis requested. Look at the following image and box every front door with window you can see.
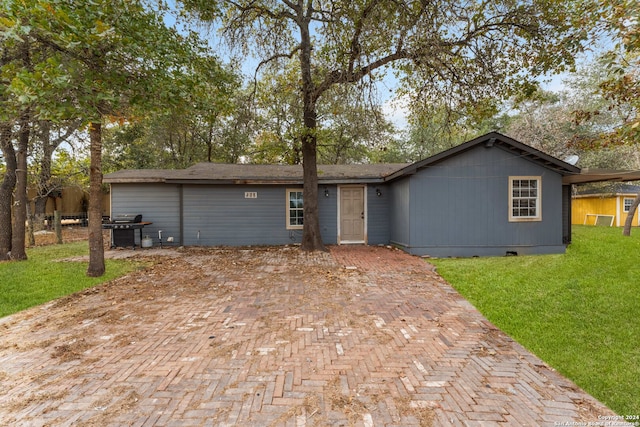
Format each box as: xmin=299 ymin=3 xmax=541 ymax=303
xmin=340 ymin=186 xmax=365 ymax=243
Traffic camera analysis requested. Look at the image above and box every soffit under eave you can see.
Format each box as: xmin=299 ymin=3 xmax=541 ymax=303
xmin=104 ymin=178 xmax=167 ymax=184
xmin=163 ymin=178 xmax=387 ymax=185
xmin=563 ymin=170 xmax=640 ymax=185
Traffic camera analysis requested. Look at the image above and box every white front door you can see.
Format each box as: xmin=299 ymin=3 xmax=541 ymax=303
xmin=339 ymin=186 xmax=365 ymax=243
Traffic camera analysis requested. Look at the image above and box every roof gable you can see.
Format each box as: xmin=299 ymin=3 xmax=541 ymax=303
xmin=384 ymin=132 xmax=581 ymax=182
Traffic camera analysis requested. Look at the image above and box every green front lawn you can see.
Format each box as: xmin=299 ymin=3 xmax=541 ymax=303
xmin=0 ymin=242 xmax=144 ymax=318
xmin=431 ymin=225 xmax=640 ymax=415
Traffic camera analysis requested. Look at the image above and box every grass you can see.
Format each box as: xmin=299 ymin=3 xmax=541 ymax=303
xmin=431 ymin=225 xmax=640 ymax=415
xmin=0 ymin=242 xmax=145 ymax=318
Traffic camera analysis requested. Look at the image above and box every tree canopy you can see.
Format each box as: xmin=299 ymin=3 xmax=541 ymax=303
xmin=0 ymin=0 xmax=236 ymax=272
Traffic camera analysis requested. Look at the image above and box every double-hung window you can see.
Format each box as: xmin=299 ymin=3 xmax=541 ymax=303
xmin=286 ymin=189 xmax=304 ymax=229
xmin=509 ymin=177 xmax=541 ymax=221
xmin=623 ymin=197 xmax=634 ymax=213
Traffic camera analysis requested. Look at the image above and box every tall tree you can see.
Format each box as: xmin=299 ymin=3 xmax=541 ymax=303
xmin=317 ymin=85 xmax=395 ymax=164
xmin=9 ymin=38 xmax=32 ymax=261
xmin=504 ymin=62 xmax=640 ymax=168
xmin=573 ymin=0 xmax=639 ymax=235
xmin=181 ymin=0 xmax=594 ymax=251
xmin=0 ymin=40 xmax=17 ymax=260
xmin=2 ymin=0 xmax=232 ymax=274
xmin=599 ymin=1 xmax=639 ymax=236
xmin=386 ymin=103 xmax=503 ymax=163
xmin=0 ymin=122 xmax=15 ymax=261
xmin=252 ymin=66 xmax=304 ymax=164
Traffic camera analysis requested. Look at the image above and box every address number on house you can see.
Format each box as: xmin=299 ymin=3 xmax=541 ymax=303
xmin=245 ymin=192 xmax=258 ymax=199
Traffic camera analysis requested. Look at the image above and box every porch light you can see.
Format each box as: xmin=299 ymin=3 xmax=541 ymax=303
xmin=324 ymin=188 xmax=330 ymax=197
xmin=376 ymin=188 xmax=382 ymax=197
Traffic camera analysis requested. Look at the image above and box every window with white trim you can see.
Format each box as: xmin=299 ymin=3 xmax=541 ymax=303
xmin=509 ymin=177 xmax=541 ymax=221
xmin=623 ymin=197 xmax=634 ymax=213
xmin=286 ymin=189 xmax=304 ymax=229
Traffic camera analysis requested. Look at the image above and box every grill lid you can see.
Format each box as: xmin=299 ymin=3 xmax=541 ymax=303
xmin=111 ymin=214 xmax=142 ymax=223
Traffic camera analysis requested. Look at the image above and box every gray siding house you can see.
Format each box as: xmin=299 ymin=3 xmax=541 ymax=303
xmin=104 ymin=132 xmax=580 ymax=257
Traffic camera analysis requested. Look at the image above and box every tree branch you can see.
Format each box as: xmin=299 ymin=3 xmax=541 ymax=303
xmin=347 ymin=0 xmax=380 ymax=76
xmin=224 ymin=0 xmax=297 ymax=21
xmin=314 ymin=49 xmax=409 ymax=100
xmin=251 ymin=46 xmax=301 ymax=95
xmin=51 ymin=119 xmax=83 ymax=146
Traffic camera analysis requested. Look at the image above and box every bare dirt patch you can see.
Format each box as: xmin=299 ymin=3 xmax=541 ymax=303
xmin=29 ymin=227 xmax=91 ymax=247
xmin=51 ymin=338 xmax=93 ymax=363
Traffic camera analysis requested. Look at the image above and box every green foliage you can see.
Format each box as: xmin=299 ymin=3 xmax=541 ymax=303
xmin=0 ymin=0 xmax=233 ymax=124
xmin=251 ymin=65 xmax=304 ymax=164
xmin=102 ymin=71 xmax=244 ymax=171
xmin=248 ymin=65 xmax=397 ymax=165
xmin=179 ymin=0 xmax=596 ymax=157
xmin=0 ymin=0 xmax=239 ymax=226
xmin=0 ymin=241 xmax=145 ymax=317
xmin=53 ymin=147 xmax=90 ymax=187
xmin=499 ymin=60 xmax=640 ymax=171
xmin=431 ymin=225 xmax=640 ymax=415
xmin=572 ymin=0 xmax=640 ymax=146
xmin=316 ymin=85 xmax=396 ymax=164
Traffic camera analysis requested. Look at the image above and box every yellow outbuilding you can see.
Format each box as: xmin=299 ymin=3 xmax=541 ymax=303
xmin=572 ymin=184 xmax=640 ymax=227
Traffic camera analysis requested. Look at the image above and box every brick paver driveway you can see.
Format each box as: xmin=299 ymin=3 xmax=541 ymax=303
xmin=0 ymin=245 xmax=614 ymax=426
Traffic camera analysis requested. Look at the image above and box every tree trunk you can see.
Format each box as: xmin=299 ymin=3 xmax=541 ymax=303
xmin=0 ymin=122 xmax=16 ymax=260
xmin=27 ymin=202 xmax=35 ymax=247
xmin=34 ymin=120 xmax=54 ymax=229
xmin=622 ymin=192 xmax=640 ymax=236
xmin=300 ymin=132 xmax=326 ymax=251
xmin=54 ymin=210 xmax=62 ymax=244
xmin=86 ymin=121 xmax=105 ymax=277
xmin=298 ymin=13 xmax=326 ymax=252
xmin=11 ymin=39 xmax=31 ymax=261
xmin=11 ymin=108 xmax=29 ymax=261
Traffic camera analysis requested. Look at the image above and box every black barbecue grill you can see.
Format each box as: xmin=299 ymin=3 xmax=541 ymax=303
xmin=103 ymin=214 xmax=152 ymax=248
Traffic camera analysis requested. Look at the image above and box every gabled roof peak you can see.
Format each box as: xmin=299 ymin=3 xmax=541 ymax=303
xmin=384 ymin=132 xmax=581 ymax=181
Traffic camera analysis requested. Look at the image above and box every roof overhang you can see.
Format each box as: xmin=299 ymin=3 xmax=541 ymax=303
xmin=562 ymin=169 xmax=640 ymax=185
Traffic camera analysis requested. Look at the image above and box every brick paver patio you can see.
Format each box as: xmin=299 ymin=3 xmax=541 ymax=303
xmin=0 ymin=245 xmax=615 ymax=426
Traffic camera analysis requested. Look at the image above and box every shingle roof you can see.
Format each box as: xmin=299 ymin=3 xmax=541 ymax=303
xmin=574 ymin=182 xmax=640 ymax=196
xmin=103 ymin=163 xmax=411 ymax=184
xmin=102 ymin=169 xmax=181 ymax=183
